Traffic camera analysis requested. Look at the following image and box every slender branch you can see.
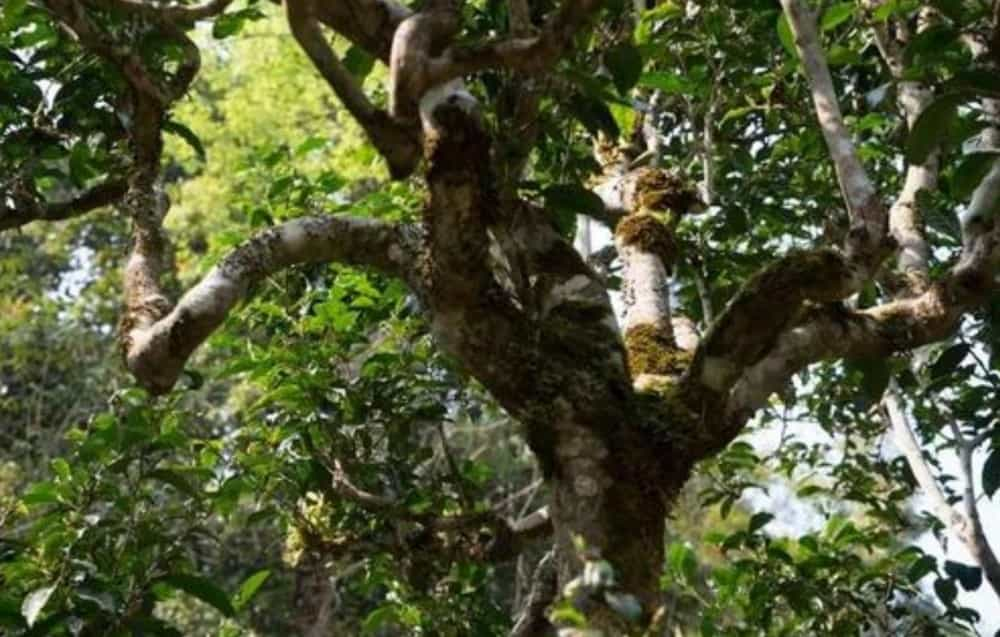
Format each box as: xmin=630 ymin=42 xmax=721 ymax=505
xmin=122 ymin=214 xmax=417 ymax=394
xmin=885 ymin=389 xmax=1000 ymax=599
xmin=780 ymin=0 xmax=885 ymax=263
xmin=286 ymin=0 xmax=421 ymax=178
xmin=423 ymin=0 xmax=604 ymax=87
xmin=313 ymin=0 xmax=411 ymax=62
xmin=510 ymin=550 xmax=557 ymax=637
xmin=1 ymin=178 xmax=128 ymax=231
xmin=883 ymin=388 xmax=966 ymax=530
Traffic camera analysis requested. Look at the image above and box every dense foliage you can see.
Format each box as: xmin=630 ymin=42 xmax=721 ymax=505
xmin=3 ymin=0 xmax=1000 ymax=635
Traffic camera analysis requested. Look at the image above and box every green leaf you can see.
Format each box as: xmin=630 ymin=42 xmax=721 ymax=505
xmin=905 ymin=94 xmax=965 ymax=165
xmin=667 ymin=542 xmax=697 ymax=582
xmin=951 ymin=153 xmax=1000 ymax=201
xmin=983 ymin=449 xmax=1000 ymax=498
xmin=907 ymin=554 xmax=937 ymax=583
xmin=21 ymin=586 xmax=55 ymax=628
xmin=820 ymin=3 xmax=854 ymax=31
xmin=164 ymin=120 xmax=206 ymax=162
xmin=928 ymin=343 xmax=969 ymax=380
xmin=3 ymin=0 xmax=27 ymax=19
xmin=944 ymin=561 xmax=982 ymax=591
xmin=158 ymin=574 xmax=235 ymax=617
xmin=69 ymin=142 xmax=97 ymax=188
xmin=343 ymin=46 xmax=375 ymax=81
xmin=21 ymin=482 xmax=62 ymax=506
xmin=604 ymin=43 xmax=643 ymax=95
xmin=144 ymin=469 xmax=199 ymax=498
xmin=638 ymin=71 xmax=697 ymax=95
xmin=933 ymin=577 xmax=958 ymax=606
xmin=50 ymin=458 xmax=70 ymax=481
xmin=946 ymin=70 xmax=1000 ymax=98
xmin=567 ymin=95 xmax=619 ymax=138
xmin=776 ymin=14 xmax=797 ymax=60
xmin=233 ymin=570 xmax=270 ymax=611
xmin=748 ymin=512 xmax=774 ymax=534
xmin=855 ymin=358 xmax=890 ymax=401
xmin=212 ymin=8 xmax=263 ymax=39
xmin=294 ymin=136 xmax=327 ymax=156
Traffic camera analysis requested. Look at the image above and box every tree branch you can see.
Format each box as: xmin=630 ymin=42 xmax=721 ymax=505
xmin=596 ymin=168 xmax=700 ymax=383
xmin=425 ymin=0 xmax=604 ymax=86
xmin=1 ymin=178 xmax=128 ymax=231
xmin=780 ymin=0 xmax=886 ymax=264
xmin=122 ymin=214 xmax=417 ymax=394
xmin=869 ymin=9 xmax=937 ymax=294
xmin=286 ymin=0 xmax=421 ymax=179
xmin=510 ymin=550 xmax=557 ymax=637
xmin=884 ymin=388 xmax=1000 ymax=599
xmin=314 ymin=0 xmax=411 ymax=62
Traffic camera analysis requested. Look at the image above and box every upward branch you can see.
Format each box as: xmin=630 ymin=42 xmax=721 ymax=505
xmin=781 ymin=0 xmax=886 ymax=263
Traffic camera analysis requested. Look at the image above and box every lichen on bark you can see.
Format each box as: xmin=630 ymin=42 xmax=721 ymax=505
xmin=624 ymin=323 xmax=691 ymax=377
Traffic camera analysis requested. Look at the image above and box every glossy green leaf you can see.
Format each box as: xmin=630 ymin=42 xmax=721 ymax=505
xmin=604 ymin=43 xmax=643 ymax=95
xmin=164 ymin=120 xmax=206 ymax=162
xmin=820 ymin=3 xmax=854 ymax=31
xmin=905 ymin=94 xmax=965 ymax=165
xmin=158 ymin=574 xmax=235 ymax=617
xmin=233 ymin=569 xmax=270 ymax=611
xmin=951 ymin=153 xmax=1000 ymax=201
xmin=944 ymin=560 xmax=982 ymax=591
xmin=983 ymin=449 xmax=1000 ymax=498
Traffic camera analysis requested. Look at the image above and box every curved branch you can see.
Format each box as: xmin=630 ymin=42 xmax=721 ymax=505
xmin=286 ymin=0 xmax=421 ymax=179
xmin=1 ymin=178 xmax=127 ymax=231
xmin=314 ymin=0 xmax=411 ymax=62
xmin=122 ymin=214 xmax=417 ymax=394
xmin=425 ymin=0 xmax=604 ymax=86
xmin=687 ymin=248 xmax=863 ymax=396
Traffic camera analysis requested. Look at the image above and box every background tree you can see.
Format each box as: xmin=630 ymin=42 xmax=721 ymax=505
xmin=3 ymin=0 xmax=1000 ymax=634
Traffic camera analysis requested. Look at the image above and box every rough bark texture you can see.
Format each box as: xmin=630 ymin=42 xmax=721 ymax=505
xmin=16 ymin=0 xmax=1000 ymax=632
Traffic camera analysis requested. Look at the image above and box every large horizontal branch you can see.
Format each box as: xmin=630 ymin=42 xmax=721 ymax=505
xmin=0 ymin=178 xmax=127 ymax=232
xmin=781 ymin=0 xmax=886 ymax=263
xmin=714 ymin=122 xmax=1000 ymax=429
xmin=686 ymin=248 xmax=863 ymax=397
xmin=122 ymin=214 xmax=417 ymax=394
xmin=724 ymin=273 xmax=993 ymax=426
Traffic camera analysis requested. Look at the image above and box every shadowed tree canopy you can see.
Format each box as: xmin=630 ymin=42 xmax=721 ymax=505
xmin=3 ymin=0 xmax=1000 ymax=634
